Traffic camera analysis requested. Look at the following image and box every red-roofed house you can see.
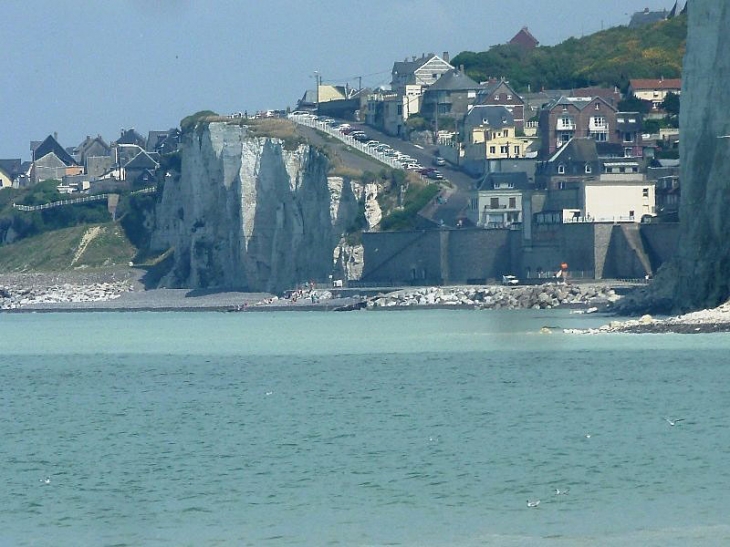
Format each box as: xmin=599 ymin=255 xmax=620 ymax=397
xmin=628 ymin=78 xmax=682 ymax=111
xmin=509 ymin=27 xmax=539 ymax=49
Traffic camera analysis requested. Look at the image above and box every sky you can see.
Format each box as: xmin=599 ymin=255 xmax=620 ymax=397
xmin=1 ymin=0 xmax=677 ymax=160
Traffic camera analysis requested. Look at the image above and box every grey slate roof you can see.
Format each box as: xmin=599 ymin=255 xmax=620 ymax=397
xmin=0 ymin=158 xmax=22 ymax=176
xmin=115 ymin=129 xmax=146 ymax=147
xmin=477 ymin=171 xmax=530 ymax=191
xmin=616 ymin=112 xmax=643 ymax=132
xmin=464 ymin=105 xmax=514 ymax=129
xmin=548 ymin=137 xmax=598 ymax=163
xmin=427 ymin=70 xmax=480 ymax=92
xmin=32 ymin=134 xmax=78 ymax=165
xmin=124 ymin=150 xmax=159 ymax=170
xmin=392 ymin=54 xmax=433 ymax=78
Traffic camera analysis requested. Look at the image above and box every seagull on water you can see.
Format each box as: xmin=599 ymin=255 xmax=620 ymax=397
xmin=40 ymin=477 xmax=51 ymax=485
xmin=665 ymin=418 xmax=684 ymax=426
xmin=554 ymin=488 xmax=569 ymax=495
xmin=527 ymin=499 xmax=540 ymax=508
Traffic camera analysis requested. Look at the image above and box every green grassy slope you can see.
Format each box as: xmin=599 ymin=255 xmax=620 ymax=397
xmin=0 ymin=223 xmax=136 ymax=272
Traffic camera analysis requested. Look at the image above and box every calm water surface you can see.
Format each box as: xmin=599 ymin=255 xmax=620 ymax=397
xmin=1 ymin=309 xmax=729 ymax=546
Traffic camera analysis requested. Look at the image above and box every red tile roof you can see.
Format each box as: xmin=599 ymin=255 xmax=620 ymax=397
xmin=629 ymin=78 xmax=682 ymax=91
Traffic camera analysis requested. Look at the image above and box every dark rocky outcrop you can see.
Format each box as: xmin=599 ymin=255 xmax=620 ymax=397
xmin=646 ymin=1 xmax=730 ymax=312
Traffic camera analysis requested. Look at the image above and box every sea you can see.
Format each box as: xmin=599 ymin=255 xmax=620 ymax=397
xmin=1 ymin=308 xmax=729 ymax=547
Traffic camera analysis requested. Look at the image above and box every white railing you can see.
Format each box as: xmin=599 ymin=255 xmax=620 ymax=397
xmin=12 ymin=186 xmax=156 ymax=212
xmin=289 ymin=115 xmax=403 ymax=170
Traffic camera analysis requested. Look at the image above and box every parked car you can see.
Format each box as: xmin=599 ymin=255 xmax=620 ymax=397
xmin=502 ymin=275 xmax=519 ymax=286
xmin=427 ymin=170 xmax=444 ymax=180
xmin=433 ymin=156 xmax=446 ymax=166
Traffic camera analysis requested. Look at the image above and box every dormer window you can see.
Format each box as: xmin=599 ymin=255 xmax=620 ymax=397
xmin=585 ymin=164 xmax=592 ymax=174
xmin=595 ymin=103 xmax=600 ymax=110
xmin=558 ymin=163 xmax=566 ymax=174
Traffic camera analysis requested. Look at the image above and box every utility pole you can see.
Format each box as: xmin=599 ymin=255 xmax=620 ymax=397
xmin=314 ymin=71 xmax=320 ymax=113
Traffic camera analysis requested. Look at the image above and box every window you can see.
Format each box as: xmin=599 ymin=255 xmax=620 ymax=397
xmin=595 ymin=103 xmax=600 ymax=110
xmin=514 ymin=145 xmax=520 ymax=155
xmin=642 ymin=188 xmax=649 ymax=197
xmin=490 ymin=197 xmax=500 ymax=208
xmin=500 ymin=145 xmax=509 ymax=154
xmin=623 ymin=132 xmax=634 ymax=142
xmin=494 ymin=95 xmax=500 ymax=101
xmin=503 ymin=130 xmax=508 ymax=137
xmin=489 ymin=146 xmax=496 ymax=154
xmin=509 ymin=197 xmax=516 ymax=208
xmin=585 ymin=164 xmax=592 ymax=174
xmin=558 ymin=164 xmax=565 ymax=174
xmin=507 ymin=94 xmax=512 ymax=100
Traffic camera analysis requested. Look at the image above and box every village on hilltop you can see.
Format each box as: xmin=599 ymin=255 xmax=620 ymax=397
xmin=0 ymin=5 xmax=686 ymax=286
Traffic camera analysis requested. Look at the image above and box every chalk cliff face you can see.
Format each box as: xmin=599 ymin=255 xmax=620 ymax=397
xmin=150 ymin=122 xmax=363 ymax=293
xmin=654 ymin=2 xmax=730 ymax=311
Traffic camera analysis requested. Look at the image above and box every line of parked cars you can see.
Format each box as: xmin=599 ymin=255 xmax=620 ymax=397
xmin=288 ymin=113 xmax=450 ymax=182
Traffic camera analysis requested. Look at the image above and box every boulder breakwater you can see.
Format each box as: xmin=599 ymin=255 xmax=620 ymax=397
xmin=364 ymin=283 xmax=621 ymax=310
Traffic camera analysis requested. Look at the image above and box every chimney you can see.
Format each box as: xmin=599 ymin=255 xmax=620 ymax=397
xmin=443 ymin=51 xmax=450 ymax=63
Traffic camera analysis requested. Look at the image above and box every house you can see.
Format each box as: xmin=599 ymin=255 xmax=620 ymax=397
xmin=509 ymin=27 xmax=539 ymax=49
xmin=420 ymin=69 xmax=481 ymax=125
xmin=628 ymin=78 xmax=682 ymax=111
xmin=467 ymin=171 xmax=530 ymax=228
xmin=146 ymin=129 xmax=181 ymax=155
xmin=390 ymin=53 xmax=453 ymax=96
xmin=31 ymin=134 xmax=83 ymax=184
xmin=628 ymin=7 xmax=671 ymax=28
xmin=538 ymin=95 xmax=619 ymax=157
xmin=115 ymin=128 xmax=146 ymax=148
xmin=73 ymin=135 xmax=112 ymax=177
xmin=615 ymin=112 xmax=645 ymax=157
xmin=535 ymin=137 xmax=654 ymax=223
xmin=123 ymin=150 xmax=160 ymax=186
xmin=0 ymin=159 xmax=22 ymax=189
xmin=462 ymin=105 xmax=528 ymax=162
xmin=476 ymin=79 xmax=526 ymax=130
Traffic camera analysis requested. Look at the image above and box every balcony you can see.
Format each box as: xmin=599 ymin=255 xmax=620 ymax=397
xmin=556 ymin=119 xmax=576 ymax=130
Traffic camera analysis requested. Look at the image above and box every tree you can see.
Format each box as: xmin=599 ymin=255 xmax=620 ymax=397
xmin=662 ymin=92 xmax=680 ymax=116
xmin=618 ymin=94 xmax=652 ymax=114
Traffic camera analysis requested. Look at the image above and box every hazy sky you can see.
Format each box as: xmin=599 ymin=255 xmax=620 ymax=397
xmin=2 ymin=0 xmax=676 ymax=160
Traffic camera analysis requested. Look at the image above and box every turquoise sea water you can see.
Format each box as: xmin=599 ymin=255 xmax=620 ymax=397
xmin=1 ymin=309 xmax=730 ymax=546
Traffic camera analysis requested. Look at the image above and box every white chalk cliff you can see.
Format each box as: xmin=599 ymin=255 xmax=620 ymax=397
xmin=150 ymin=122 xmax=363 ymax=293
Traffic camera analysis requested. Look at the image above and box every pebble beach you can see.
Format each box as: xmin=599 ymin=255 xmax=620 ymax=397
xmin=3 ymin=270 xmax=730 ymax=334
